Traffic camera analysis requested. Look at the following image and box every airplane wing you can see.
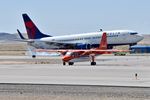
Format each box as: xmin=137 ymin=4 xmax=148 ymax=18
xmin=17 ymin=29 xmax=26 ymax=40
xmin=14 ymin=29 xmax=35 ymax=42
xmin=35 ymin=49 xmax=68 ymax=53
xmin=16 ymin=31 xmax=76 ymax=48
xmin=85 ymin=49 xmax=130 ymax=52
xmin=13 ymin=38 xmax=35 ymax=42
xmin=16 ymin=29 xmax=82 ymax=48
xmin=44 ymin=41 xmax=77 ymax=46
xmin=35 ymin=49 xmax=130 ymax=53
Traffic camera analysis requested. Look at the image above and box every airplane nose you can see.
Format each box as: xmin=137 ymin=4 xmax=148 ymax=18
xmin=137 ymin=34 xmax=144 ymax=41
xmin=62 ymin=56 xmax=70 ymax=62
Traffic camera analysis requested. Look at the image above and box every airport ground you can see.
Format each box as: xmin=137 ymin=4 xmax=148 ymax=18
xmin=0 ymin=43 xmax=150 ymax=99
xmin=0 ymin=83 xmax=149 ymax=100
xmin=0 ymin=55 xmax=150 ymax=100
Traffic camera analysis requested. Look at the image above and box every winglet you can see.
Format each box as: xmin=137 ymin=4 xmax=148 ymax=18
xmin=17 ymin=29 xmax=26 ymax=40
xmin=99 ymin=32 xmax=107 ymax=49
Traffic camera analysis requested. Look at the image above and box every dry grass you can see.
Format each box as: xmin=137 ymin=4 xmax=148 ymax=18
xmin=0 ymin=43 xmax=27 ymax=55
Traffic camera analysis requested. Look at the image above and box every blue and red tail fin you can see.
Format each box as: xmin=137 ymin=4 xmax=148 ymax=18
xmin=22 ymin=14 xmax=51 ymax=39
xmin=99 ymin=32 xmax=107 ymax=49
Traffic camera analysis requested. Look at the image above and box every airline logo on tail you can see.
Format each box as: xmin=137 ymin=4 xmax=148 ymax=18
xmin=22 ymin=14 xmax=51 ymax=39
xmin=25 ymin=21 xmax=36 ymax=39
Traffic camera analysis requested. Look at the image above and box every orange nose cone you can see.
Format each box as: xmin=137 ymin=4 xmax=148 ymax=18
xmin=62 ymin=56 xmax=70 ymax=62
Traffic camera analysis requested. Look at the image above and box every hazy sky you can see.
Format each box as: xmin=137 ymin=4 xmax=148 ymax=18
xmin=0 ymin=0 xmax=150 ymax=35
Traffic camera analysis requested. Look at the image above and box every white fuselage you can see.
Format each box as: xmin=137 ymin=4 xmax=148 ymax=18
xmin=29 ymin=30 xmax=143 ymax=49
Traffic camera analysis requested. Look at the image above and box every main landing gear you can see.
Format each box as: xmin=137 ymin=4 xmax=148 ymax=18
xmin=68 ymin=62 xmax=74 ymax=65
xmin=90 ymin=54 xmax=96 ymax=65
xmin=63 ymin=62 xmax=74 ymax=66
xmin=63 ymin=62 xmax=66 ymax=65
xmin=62 ymin=54 xmax=97 ymax=66
xmin=32 ymin=55 xmax=36 ymax=58
xmin=91 ymin=62 xmax=96 ymax=65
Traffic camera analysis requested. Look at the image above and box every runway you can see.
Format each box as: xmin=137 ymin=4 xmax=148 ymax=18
xmin=0 ymin=55 xmax=149 ymax=87
xmin=0 ymin=83 xmax=149 ymax=100
xmin=0 ymin=55 xmax=150 ymax=99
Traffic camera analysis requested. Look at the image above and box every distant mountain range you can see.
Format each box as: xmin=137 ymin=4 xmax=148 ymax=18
xmin=0 ymin=33 xmax=19 ymax=41
xmin=0 ymin=32 xmax=20 ymax=42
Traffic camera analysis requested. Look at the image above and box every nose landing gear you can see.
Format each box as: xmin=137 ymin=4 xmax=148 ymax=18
xmin=63 ymin=62 xmax=74 ymax=65
xmin=90 ymin=54 xmax=96 ymax=65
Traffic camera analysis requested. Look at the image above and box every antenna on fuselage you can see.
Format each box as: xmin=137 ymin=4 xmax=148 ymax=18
xmin=98 ymin=29 xmax=103 ymax=32
xmin=100 ymin=29 xmax=103 ymax=31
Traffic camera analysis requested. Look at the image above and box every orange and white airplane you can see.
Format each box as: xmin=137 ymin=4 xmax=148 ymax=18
xmin=36 ymin=32 xmax=129 ymax=65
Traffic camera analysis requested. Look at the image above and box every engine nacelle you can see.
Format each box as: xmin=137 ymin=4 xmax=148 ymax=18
xmin=130 ymin=43 xmax=137 ymax=46
xmin=75 ymin=44 xmax=91 ymax=49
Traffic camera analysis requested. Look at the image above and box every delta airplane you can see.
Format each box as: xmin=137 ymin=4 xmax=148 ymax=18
xmin=17 ymin=14 xmax=143 ymax=57
xmin=36 ymin=32 xmax=129 ymax=65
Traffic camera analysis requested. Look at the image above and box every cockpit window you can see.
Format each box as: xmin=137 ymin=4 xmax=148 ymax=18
xmin=66 ymin=52 xmax=73 ymax=56
xmin=130 ymin=32 xmax=138 ymax=35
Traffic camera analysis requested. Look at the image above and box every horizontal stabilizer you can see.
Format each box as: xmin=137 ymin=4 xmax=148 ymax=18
xmin=17 ymin=29 xmax=26 ymax=40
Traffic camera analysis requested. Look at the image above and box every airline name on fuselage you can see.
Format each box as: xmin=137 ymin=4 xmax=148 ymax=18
xmin=56 ymin=32 xmax=121 ymax=42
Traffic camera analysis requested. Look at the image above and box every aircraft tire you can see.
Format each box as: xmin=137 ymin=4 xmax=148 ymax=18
xmin=91 ymin=62 xmax=96 ymax=65
xmin=68 ymin=62 xmax=74 ymax=65
xmin=63 ymin=62 xmax=66 ymax=65
xmin=32 ymin=55 xmax=36 ymax=58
